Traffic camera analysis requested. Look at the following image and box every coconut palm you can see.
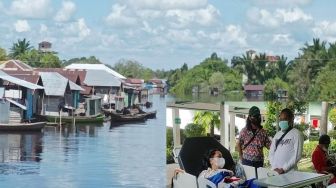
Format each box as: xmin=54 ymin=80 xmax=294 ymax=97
xmin=10 ymin=38 xmax=33 ymax=58
xmin=193 ymin=111 xmax=220 ymax=137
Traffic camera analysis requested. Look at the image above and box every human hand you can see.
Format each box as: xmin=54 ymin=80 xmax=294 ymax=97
xmin=273 ymin=168 xmax=285 ymax=174
xmin=174 ymin=168 xmax=185 ymax=176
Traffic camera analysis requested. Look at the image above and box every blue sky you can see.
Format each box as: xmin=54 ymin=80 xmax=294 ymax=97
xmin=0 ymin=0 xmax=336 ymax=70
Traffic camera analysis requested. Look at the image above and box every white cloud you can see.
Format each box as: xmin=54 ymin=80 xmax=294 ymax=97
xmin=252 ymin=0 xmax=311 ymax=6
xmin=126 ymin=0 xmax=208 ymax=10
xmin=276 ymin=8 xmax=312 ymax=23
xmin=313 ymin=21 xmax=336 ymax=41
xmin=247 ymin=7 xmax=279 ymax=27
xmin=54 ymin=1 xmax=76 ymax=22
xmin=14 ymin=20 xmax=30 ymax=32
xmin=10 ymin=0 xmax=51 ymax=19
xmin=105 ymin=4 xmax=137 ymax=27
xmin=271 ymin=34 xmax=295 ymax=46
xmin=247 ymin=7 xmax=312 ymax=27
xmin=210 ymin=25 xmax=247 ymax=47
xmin=78 ymin=18 xmax=90 ymax=38
xmin=166 ymin=4 xmax=220 ymax=27
xmin=61 ymin=18 xmax=90 ymax=42
xmin=40 ymin=24 xmax=48 ymax=33
xmin=167 ymin=29 xmax=198 ymax=43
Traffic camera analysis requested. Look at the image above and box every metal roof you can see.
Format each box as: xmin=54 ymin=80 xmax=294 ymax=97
xmin=65 ymin=63 xmax=126 ymax=79
xmin=0 ymin=70 xmax=43 ymax=90
xmin=84 ymin=69 xmax=121 ymax=87
xmin=69 ymin=81 xmax=84 ymax=91
xmin=39 ymin=72 xmax=83 ymax=96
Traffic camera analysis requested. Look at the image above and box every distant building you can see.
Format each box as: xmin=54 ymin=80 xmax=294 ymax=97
xmin=38 ymin=41 xmax=52 ymax=53
xmin=244 ymin=84 xmax=265 ymax=99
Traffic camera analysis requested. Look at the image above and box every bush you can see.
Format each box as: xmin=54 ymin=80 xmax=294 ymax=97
xmin=294 ymin=123 xmax=309 ymax=141
xmin=329 ymin=130 xmax=336 ymax=139
xmin=329 ymin=108 xmax=336 ymax=128
xmin=166 ymin=128 xmax=174 ymax=164
xmin=184 ymin=123 xmax=206 ymax=138
xmin=329 ymin=140 xmax=336 ymax=154
xmin=302 ymin=141 xmax=318 ymax=158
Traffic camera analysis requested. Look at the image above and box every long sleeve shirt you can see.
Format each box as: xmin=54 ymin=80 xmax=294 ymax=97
xmin=269 ymin=128 xmax=303 ymax=172
xmin=312 ymin=145 xmax=328 ymax=173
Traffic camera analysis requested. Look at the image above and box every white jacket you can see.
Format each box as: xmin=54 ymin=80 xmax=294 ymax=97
xmin=269 ymin=128 xmax=303 ymax=172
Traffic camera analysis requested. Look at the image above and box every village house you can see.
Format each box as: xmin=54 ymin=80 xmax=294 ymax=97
xmin=0 ymin=70 xmax=43 ymax=123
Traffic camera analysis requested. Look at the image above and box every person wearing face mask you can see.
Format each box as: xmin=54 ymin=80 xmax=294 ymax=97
xmin=312 ymin=134 xmax=336 ymax=184
xmin=237 ymin=106 xmax=271 ymax=168
xmin=269 ymin=108 xmax=304 ymax=174
xmin=199 ymin=149 xmax=234 ymax=186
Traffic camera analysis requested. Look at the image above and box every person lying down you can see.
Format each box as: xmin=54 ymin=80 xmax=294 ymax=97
xmin=199 ymin=149 xmax=248 ymax=187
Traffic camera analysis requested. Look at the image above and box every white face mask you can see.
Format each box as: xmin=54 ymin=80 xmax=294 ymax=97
xmin=212 ymin=157 xmax=225 ymax=168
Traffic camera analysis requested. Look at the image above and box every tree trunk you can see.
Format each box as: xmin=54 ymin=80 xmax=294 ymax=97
xmin=210 ymin=124 xmax=214 ymax=137
xmin=320 ymin=101 xmax=329 ymax=136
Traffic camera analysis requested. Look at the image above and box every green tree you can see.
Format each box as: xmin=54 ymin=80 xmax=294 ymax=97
xmin=17 ymin=49 xmax=41 ymax=67
xmin=113 ymin=59 xmax=147 ymax=78
xmin=209 ymin=72 xmax=225 ymax=91
xmin=264 ymin=77 xmax=289 ymax=100
xmin=184 ymin=123 xmax=206 ymax=137
xmin=329 ymin=108 xmax=336 ymax=129
xmin=264 ymin=101 xmax=284 ymax=137
xmin=63 ymin=56 xmax=102 ymax=67
xmin=193 ymin=111 xmax=220 ymax=137
xmin=170 ymin=53 xmax=229 ymax=95
xmin=223 ymin=70 xmax=242 ymax=92
xmin=310 ymin=60 xmax=336 ymax=100
xmin=0 ymin=48 xmax=7 ymax=61
xmin=10 ymin=38 xmax=33 ymax=58
xmin=40 ymin=53 xmax=62 ymax=68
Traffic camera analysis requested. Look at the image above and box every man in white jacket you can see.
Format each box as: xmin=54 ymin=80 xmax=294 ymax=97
xmin=269 ymin=108 xmax=304 ymax=174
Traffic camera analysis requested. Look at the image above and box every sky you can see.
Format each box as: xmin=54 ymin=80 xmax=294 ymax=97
xmin=0 ymin=0 xmax=336 ymax=70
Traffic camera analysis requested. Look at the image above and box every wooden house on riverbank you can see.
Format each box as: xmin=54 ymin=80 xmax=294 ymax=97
xmin=0 ymin=70 xmax=43 ymax=123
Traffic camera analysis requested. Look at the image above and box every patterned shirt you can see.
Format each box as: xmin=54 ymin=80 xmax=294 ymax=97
xmin=239 ymin=127 xmax=271 ymax=162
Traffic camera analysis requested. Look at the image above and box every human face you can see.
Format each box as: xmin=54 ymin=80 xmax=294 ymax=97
xmin=279 ymin=112 xmax=292 ymax=126
xmin=210 ymin=151 xmax=223 ymax=169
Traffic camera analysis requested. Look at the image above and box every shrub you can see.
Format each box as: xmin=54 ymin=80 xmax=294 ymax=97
xmin=329 ymin=108 xmax=336 ymax=128
xmin=328 ymin=130 xmax=336 ymax=139
xmin=166 ymin=128 xmax=174 ymax=164
xmin=302 ymin=141 xmax=318 ymax=158
xmin=184 ymin=123 xmax=206 ymax=138
xmin=329 ymin=140 xmax=336 ymax=154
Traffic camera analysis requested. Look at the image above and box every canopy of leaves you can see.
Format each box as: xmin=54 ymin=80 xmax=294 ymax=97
xmin=10 ymin=38 xmax=33 ymax=58
xmin=264 ymin=77 xmax=289 ymax=100
xmin=329 ymin=108 xmax=336 ymax=127
xmin=184 ymin=123 xmax=206 ymax=138
xmin=0 ymin=48 xmax=7 ymax=61
xmin=113 ymin=59 xmax=154 ymax=80
xmin=170 ymin=53 xmax=230 ymax=95
xmin=62 ymin=56 xmax=102 ymax=67
xmin=18 ymin=49 xmax=61 ymax=68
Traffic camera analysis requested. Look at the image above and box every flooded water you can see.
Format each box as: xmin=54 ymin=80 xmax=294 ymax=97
xmin=0 ymin=94 xmax=167 ymax=188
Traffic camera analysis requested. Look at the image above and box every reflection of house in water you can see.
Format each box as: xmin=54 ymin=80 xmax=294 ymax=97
xmin=0 ymin=133 xmax=42 ymax=162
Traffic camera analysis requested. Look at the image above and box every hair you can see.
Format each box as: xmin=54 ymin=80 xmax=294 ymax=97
xmin=202 ymin=148 xmax=220 ymax=169
xmin=319 ymin=134 xmax=331 ymax=145
xmin=246 ymin=114 xmax=262 ymax=131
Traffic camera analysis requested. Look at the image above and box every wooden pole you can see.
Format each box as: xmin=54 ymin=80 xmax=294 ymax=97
xmin=320 ymin=101 xmax=329 ymax=135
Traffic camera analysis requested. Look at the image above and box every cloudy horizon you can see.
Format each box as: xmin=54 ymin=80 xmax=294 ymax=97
xmin=0 ymin=0 xmax=335 ymax=70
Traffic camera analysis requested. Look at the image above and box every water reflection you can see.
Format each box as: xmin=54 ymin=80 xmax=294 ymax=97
xmin=0 ymin=132 xmax=43 ymax=163
xmin=0 ymin=94 xmax=165 ymax=188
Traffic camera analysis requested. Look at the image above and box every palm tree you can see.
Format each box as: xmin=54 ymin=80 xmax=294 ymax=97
xmin=10 ymin=38 xmax=33 ymax=58
xmin=193 ymin=111 xmax=220 ymax=137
